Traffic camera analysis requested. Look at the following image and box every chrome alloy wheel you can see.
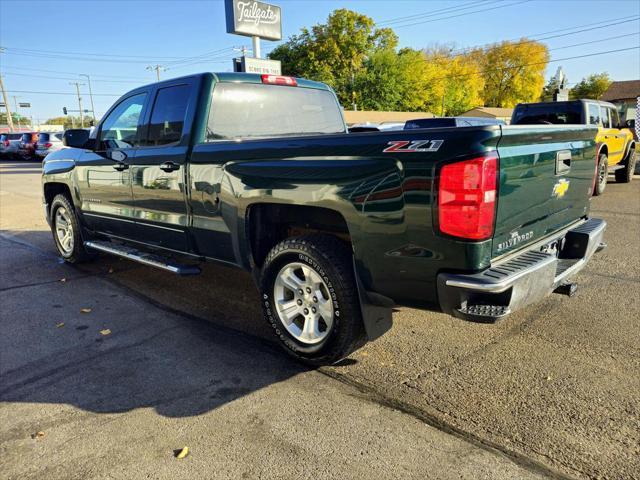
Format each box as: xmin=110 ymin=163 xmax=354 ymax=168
xmin=273 ymin=262 xmax=334 ymax=345
xmin=598 ymin=160 xmax=607 ymax=187
xmin=54 ymin=207 xmax=74 ymax=254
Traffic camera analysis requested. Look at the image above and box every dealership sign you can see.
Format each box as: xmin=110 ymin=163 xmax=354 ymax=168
xmin=225 ymin=0 xmax=282 ymax=41
xmin=242 ymin=57 xmax=281 ymax=75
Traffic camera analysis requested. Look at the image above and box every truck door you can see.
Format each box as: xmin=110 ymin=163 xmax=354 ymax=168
xmin=601 ymin=106 xmax=625 ymax=165
xmin=75 ymin=92 xmax=147 ymax=238
xmin=130 ymin=81 xmax=193 ymax=252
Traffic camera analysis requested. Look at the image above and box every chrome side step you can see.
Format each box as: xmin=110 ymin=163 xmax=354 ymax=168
xmin=84 ymin=240 xmax=201 ymax=276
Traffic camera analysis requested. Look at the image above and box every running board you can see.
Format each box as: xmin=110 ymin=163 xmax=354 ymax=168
xmin=84 ymin=240 xmax=201 ymax=275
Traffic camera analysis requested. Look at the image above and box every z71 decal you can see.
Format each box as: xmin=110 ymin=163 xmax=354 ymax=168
xmin=383 ymin=140 xmax=444 ymax=153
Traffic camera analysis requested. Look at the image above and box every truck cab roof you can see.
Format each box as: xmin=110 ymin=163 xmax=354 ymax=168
xmin=122 ymin=72 xmax=332 ymax=100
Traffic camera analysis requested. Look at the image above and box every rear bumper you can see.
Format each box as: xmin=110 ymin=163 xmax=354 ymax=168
xmin=437 ymin=218 xmax=606 ymax=322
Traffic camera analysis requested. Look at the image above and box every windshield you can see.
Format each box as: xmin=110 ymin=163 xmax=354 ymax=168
xmin=512 ymin=102 xmax=583 ymax=125
xmin=207 ymin=83 xmax=345 ymax=140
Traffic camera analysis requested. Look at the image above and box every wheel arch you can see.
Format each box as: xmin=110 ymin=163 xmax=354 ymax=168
xmin=245 ymin=203 xmax=352 ymax=269
xmin=43 ymin=182 xmax=73 ymax=220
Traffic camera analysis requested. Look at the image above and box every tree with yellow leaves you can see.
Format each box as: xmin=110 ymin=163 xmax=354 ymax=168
xmin=478 ymin=40 xmax=549 ymax=107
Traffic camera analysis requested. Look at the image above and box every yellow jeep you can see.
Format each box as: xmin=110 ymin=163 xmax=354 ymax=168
xmin=587 ymin=100 xmax=637 ymax=195
xmin=511 ymin=99 xmax=637 ymax=195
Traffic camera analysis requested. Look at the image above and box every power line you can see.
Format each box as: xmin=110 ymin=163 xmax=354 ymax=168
xmin=390 ymin=0 xmax=532 ymax=29
xmin=0 ymin=65 xmax=148 ymax=81
xmin=448 ymin=15 xmax=640 ymax=56
xmin=430 ymin=46 xmax=640 ymax=82
xmin=0 ymin=71 xmax=143 ymax=84
xmin=422 ymin=17 xmax=640 ymax=62
xmin=376 ymin=0 xmax=500 ymax=26
xmin=4 ymin=46 xmax=184 ymax=61
xmin=3 ymin=90 xmax=121 ymax=97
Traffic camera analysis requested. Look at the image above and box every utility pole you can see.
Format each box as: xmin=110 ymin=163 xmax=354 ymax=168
xmin=0 ymin=74 xmax=15 ymax=133
xmin=79 ymin=74 xmax=96 ymax=123
xmin=12 ymin=96 xmax=22 ymax=128
xmin=69 ymin=82 xmax=85 ymax=128
xmin=146 ymin=64 xmax=165 ymax=82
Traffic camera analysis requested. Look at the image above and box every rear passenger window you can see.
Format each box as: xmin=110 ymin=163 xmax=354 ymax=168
xmin=601 ymin=107 xmax=611 ymax=128
xmin=588 ymin=104 xmax=601 ymax=125
xmin=146 ymin=85 xmax=190 ymax=146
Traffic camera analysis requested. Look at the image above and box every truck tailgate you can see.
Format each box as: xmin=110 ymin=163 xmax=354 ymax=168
xmin=493 ymin=125 xmax=598 ymax=258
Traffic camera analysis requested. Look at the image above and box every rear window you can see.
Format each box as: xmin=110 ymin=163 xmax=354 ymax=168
xmin=512 ymin=102 xmax=583 ymax=125
xmin=9 ymin=133 xmax=22 ymax=140
xmin=206 ymin=83 xmax=345 ymax=141
xmin=146 ymin=84 xmax=191 ymax=146
xmin=38 ymin=133 xmax=50 ymax=142
xmin=0 ymin=135 xmax=6 ymax=142
xmin=20 ymin=133 xmax=32 ymax=142
xmin=405 ymin=118 xmax=457 ymax=129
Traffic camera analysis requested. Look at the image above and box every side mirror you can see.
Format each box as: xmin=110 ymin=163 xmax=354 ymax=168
xmin=63 ymin=129 xmax=91 ymax=149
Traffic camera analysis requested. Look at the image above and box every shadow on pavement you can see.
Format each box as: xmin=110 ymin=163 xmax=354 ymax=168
xmin=0 ymin=229 xmax=311 ymax=419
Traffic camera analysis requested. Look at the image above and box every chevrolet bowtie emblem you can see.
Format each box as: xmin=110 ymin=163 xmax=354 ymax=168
xmin=552 ymin=179 xmax=570 ymax=198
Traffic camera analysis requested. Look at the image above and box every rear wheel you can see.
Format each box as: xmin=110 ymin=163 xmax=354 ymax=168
xmin=614 ymin=147 xmax=636 ymax=183
xmin=593 ymin=154 xmax=608 ymax=196
xmin=50 ymin=194 xmax=94 ymax=263
xmin=259 ymin=234 xmax=366 ymax=365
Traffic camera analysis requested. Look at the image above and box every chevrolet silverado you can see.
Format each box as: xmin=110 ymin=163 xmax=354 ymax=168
xmin=42 ymin=73 xmax=606 ymax=364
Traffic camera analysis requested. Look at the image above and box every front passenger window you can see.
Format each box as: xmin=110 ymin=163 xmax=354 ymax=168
xmin=100 ymin=93 xmax=146 ymax=149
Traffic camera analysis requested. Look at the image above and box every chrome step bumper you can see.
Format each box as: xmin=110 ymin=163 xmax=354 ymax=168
xmin=438 ymin=218 xmax=606 ymax=322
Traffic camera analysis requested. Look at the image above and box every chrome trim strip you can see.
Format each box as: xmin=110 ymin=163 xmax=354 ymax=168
xmin=136 ymin=222 xmax=184 ymax=233
xmin=82 ymin=212 xmax=135 ymax=224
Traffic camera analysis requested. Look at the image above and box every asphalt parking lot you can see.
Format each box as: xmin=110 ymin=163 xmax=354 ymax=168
xmin=1 ymin=160 xmax=639 ymax=479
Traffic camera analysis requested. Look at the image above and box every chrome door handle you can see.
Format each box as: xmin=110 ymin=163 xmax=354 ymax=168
xmin=113 ymin=162 xmax=128 ymax=171
xmin=159 ymin=161 xmax=180 ymax=172
xmin=556 ymin=150 xmax=571 ymax=175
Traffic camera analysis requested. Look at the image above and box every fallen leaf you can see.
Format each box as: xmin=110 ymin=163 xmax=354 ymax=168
xmin=56 ymin=322 xmax=65 ymax=328
xmin=31 ymin=431 xmax=45 ymax=439
xmin=100 ymin=329 xmax=111 ymax=336
xmin=174 ymin=446 xmax=189 ymax=459
xmin=80 ymin=308 xmax=92 ymax=314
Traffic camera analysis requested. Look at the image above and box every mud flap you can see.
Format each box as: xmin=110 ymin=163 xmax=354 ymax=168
xmin=353 ymin=260 xmax=394 ymax=341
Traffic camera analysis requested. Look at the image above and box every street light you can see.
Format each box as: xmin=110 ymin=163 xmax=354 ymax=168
xmin=79 ymin=74 xmax=96 ymax=122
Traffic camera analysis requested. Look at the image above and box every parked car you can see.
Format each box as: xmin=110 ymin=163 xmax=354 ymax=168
xmin=43 ymin=72 xmax=606 ymax=364
xmin=511 ymin=100 xmax=636 ymax=194
xmin=17 ymin=132 xmax=39 ymax=160
xmin=0 ymin=133 xmax=23 ymax=159
xmin=404 ymin=117 xmax=505 ymax=129
xmin=35 ymin=132 xmax=64 ymax=159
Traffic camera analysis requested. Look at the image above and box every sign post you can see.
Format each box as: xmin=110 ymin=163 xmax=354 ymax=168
xmin=225 ymin=0 xmax=282 ymax=70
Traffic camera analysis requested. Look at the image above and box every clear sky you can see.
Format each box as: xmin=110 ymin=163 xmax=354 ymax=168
xmin=1 ymin=0 xmax=638 ymax=123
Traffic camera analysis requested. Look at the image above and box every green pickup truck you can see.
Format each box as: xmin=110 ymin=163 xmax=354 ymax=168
xmin=42 ymin=73 xmax=606 ymax=364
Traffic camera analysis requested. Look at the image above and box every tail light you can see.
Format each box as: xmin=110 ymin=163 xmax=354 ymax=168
xmin=44 ymin=142 xmax=53 ymax=148
xmin=438 ymin=152 xmax=498 ymax=240
xmin=3 ymin=140 xmax=8 ymax=147
xmin=261 ymin=74 xmax=297 ymax=86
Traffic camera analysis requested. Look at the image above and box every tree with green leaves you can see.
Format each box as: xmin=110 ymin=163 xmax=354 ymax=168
xmin=570 ymin=73 xmax=611 ymax=100
xmin=269 ymin=8 xmax=397 ymax=108
xmin=45 ymin=116 xmax=86 ymax=129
